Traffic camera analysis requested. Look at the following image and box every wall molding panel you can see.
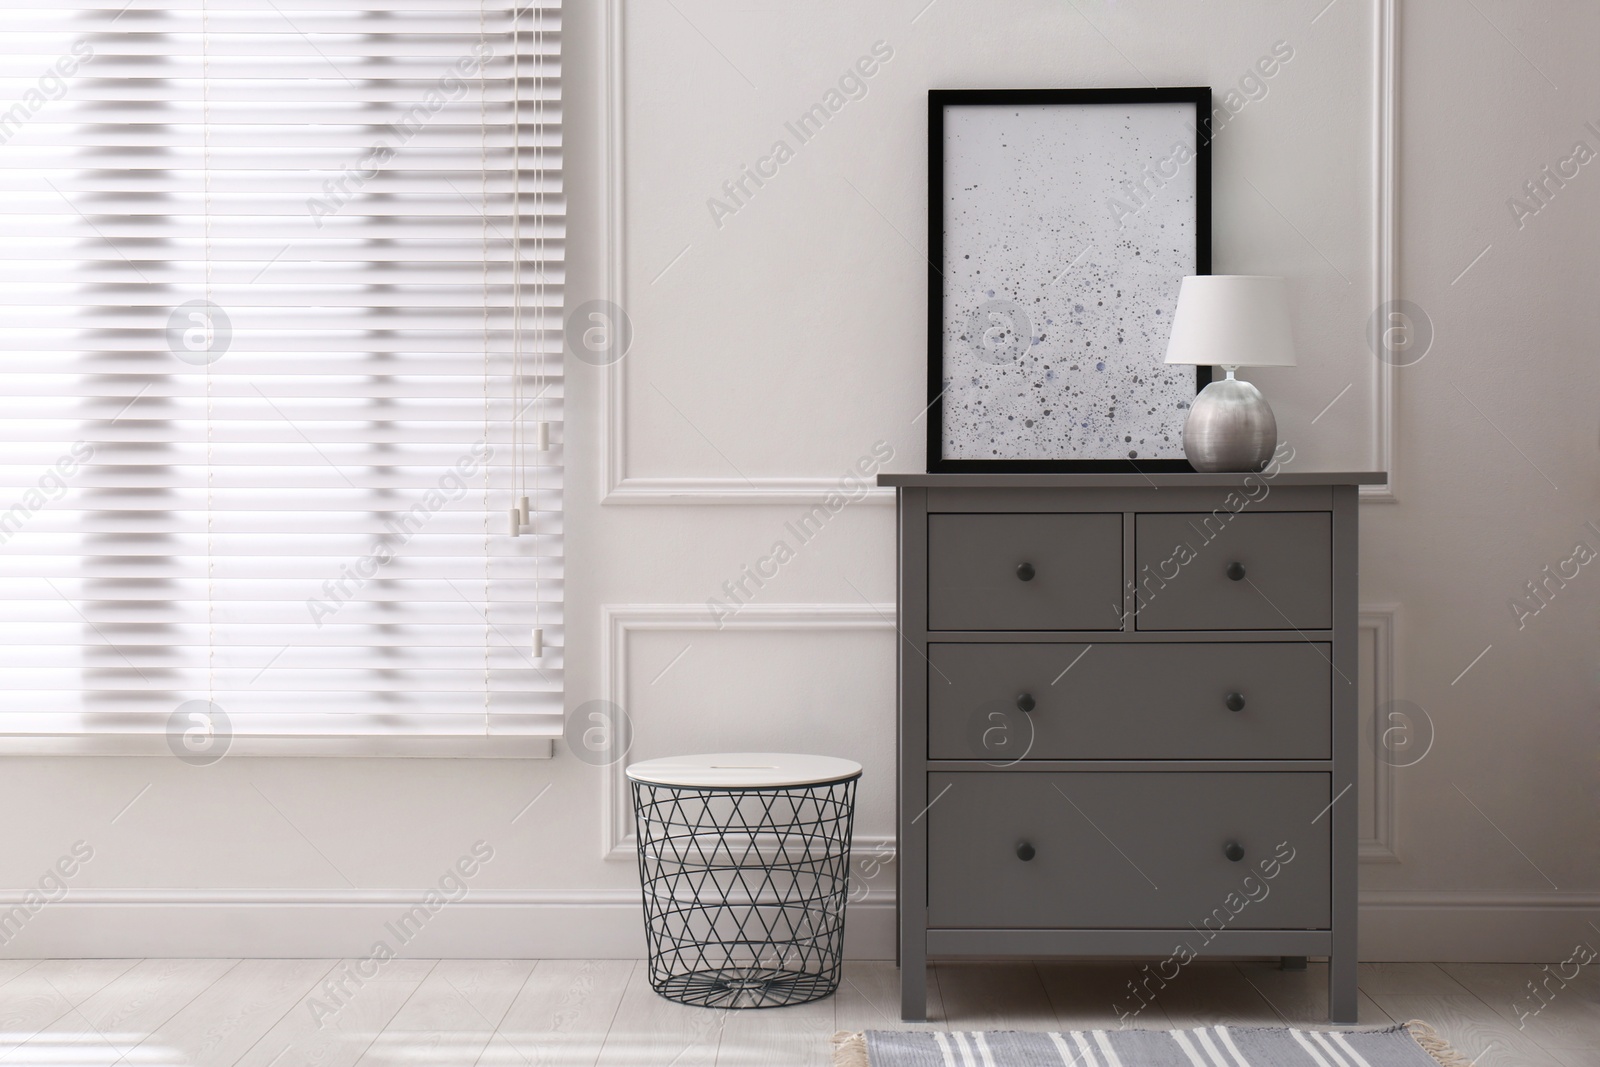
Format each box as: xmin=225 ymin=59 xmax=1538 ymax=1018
xmin=598 ymin=606 xmax=1399 ymax=859
xmin=1360 ymin=606 xmax=1401 ymax=863
xmin=600 ymin=0 xmax=1399 ymax=504
xmin=599 ymin=602 xmax=897 ymax=860
xmin=599 ymin=0 xmax=892 ymax=507
xmin=1364 ymin=0 xmax=1398 ymax=502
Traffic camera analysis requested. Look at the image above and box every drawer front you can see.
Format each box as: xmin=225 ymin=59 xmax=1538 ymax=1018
xmin=927 ymin=772 xmax=1330 ymax=930
xmin=929 ymin=513 xmax=1123 ymax=631
xmin=1134 ymin=512 xmax=1331 ymax=631
xmin=928 ymin=643 xmax=1330 ymax=760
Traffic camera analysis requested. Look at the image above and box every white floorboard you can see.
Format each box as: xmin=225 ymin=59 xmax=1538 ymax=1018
xmin=353 ymin=959 xmax=534 ymax=1067
xmin=482 ymin=959 xmax=633 ymax=1067
xmin=7 ymin=958 xmax=237 ymax=1067
xmin=235 ymin=972 xmax=420 ymax=1067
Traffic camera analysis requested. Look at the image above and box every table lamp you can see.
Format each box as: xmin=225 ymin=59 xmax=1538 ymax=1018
xmin=1164 ymin=275 xmax=1297 ymax=472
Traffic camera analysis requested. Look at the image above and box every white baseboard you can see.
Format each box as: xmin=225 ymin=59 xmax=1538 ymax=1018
xmin=4 ymin=891 xmax=1594 ymax=962
xmin=0 ymin=891 xmax=898 ymax=961
xmin=1358 ymin=891 xmax=1600 ymax=963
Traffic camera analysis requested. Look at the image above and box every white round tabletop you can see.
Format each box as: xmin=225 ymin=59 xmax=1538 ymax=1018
xmin=625 ymin=752 xmax=862 ymax=789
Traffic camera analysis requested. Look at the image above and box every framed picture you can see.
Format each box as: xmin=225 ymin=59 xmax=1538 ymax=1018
xmin=927 ymin=87 xmax=1212 ymax=472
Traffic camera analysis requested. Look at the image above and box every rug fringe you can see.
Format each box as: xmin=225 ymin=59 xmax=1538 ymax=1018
xmin=1406 ymin=1019 xmax=1475 ymax=1067
xmin=830 ymin=1030 xmax=869 ymax=1067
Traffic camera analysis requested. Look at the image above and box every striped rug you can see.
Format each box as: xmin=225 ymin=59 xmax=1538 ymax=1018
xmin=831 ymin=1022 xmax=1470 ymax=1067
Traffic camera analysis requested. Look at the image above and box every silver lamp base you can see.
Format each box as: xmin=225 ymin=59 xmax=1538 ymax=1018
xmin=1183 ymin=371 xmax=1278 ymax=473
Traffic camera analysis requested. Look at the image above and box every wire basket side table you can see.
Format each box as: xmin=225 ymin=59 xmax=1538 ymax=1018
xmin=626 ymin=753 xmax=862 ymax=1009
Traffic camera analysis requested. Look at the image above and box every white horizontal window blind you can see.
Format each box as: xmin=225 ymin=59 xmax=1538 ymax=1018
xmin=0 ymin=1 xmax=564 ymax=751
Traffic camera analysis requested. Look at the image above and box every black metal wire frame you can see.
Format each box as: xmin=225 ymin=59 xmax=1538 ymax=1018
xmin=630 ymin=775 xmax=860 ymax=1009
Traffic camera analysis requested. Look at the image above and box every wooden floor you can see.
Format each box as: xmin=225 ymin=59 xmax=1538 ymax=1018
xmin=0 ymin=959 xmax=1595 ymax=1066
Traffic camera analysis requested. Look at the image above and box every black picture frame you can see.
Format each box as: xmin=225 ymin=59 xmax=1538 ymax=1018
xmin=926 ymin=87 xmax=1213 ymax=473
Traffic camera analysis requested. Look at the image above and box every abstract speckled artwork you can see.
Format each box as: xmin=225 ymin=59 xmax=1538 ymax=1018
xmin=938 ymin=98 xmax=1203 ymax=463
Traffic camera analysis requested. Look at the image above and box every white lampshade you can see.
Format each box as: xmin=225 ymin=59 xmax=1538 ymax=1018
xmin=1163 ymin=275 xmax=1297 ymax=368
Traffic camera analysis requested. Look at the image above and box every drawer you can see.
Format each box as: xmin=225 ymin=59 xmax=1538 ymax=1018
xmin=1134 ymin=512 xmax=1331 ymax=631
xmin=929 ymin=513 xmax=1123 ymax=631
xmin=927 ymin=772 xmax=1330 ymax=929
xmin=928 ymin=643 xmax=1330 ymax=760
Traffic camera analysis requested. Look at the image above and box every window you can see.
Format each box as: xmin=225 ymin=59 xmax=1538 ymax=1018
xmin=0 ymin=2 xmax=564 ymax=754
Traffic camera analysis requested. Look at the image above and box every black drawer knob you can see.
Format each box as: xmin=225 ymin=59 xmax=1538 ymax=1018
xmin=1016 ymin=693 xmax=1036 ymax=713
xmin=1226 ymin=561 xmax=1247 ymax=581
xmin=1016 ymin=841 xmax=1036 ymax=862
xmin=1225 ymin=692 xmax=1246 ymax=712
xmin=1224 ymin=841 xmax=1245 ymax=862
xmin=1016 ymin=562 xmax=1036 ymax=582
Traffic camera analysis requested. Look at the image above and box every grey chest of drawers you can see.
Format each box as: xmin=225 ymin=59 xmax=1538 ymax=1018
xmin=879 ymin=471 xmax=1386 ymax=1024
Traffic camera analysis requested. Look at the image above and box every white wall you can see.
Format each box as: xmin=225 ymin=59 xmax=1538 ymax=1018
xmin=3 ymin=0 xmax=1595 ymax=964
